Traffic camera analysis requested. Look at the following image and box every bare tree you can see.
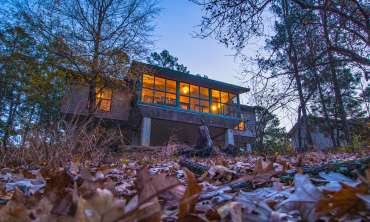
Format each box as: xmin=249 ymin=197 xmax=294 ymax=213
xmin=14 ymin=0 xmax=159 ymax=114
xmin=193 ymin=0 xmax=368 ymax=150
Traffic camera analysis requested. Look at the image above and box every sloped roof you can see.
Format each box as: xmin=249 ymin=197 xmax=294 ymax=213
xmin=287 ymin=116 xmax=369 ymax=136
xmin=131 ymin=61 xmax=250 ymax=94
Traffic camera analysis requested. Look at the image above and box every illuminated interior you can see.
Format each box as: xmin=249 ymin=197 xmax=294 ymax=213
xmin=141 ymin=74 xmax=176 ymax=106
xmin=141 ymin=74 xmax=239 ymax=117
xmin=235 ymin=121 xmax=246 ymax=131
xmin=180 ymin=82 xmax=209 ymax=113
xmin=96 ymin=87 xmax=113 ymax=112
xmin=211 ymin=90 xmax=237 ymax=116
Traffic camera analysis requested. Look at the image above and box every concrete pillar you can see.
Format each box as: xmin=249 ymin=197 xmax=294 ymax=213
xmin=225 ymin=128 xmax=235 ymax=146
xmin=140 ymin=117 xmax=151 ymax=146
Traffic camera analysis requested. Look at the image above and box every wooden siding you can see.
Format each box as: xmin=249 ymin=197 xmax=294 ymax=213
xmin=61 ymin=83 xmax=132 ymax=121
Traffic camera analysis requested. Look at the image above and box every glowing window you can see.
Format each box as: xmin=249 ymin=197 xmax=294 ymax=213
xmin=200 ymin=100 xmax=210 ymax=113
xmin=190 ymin=85 xmax=199 ymax=98
xmin=200 ymin=87 xmax=209 ymax=100
xmin=212 ymin=90 xmax=221 ymax=103
xmin=96 ymin=87 xmax=112 ymax=112
xmin=180 ymin=96 xmax=189 ymax=110
xmin=141 ymin=88 xmax=154 ymax=103
xmin=141 ymin=74 xmax=176 ymax=107
xmin=221 ymin=91 xmax=229 ymax=103
xmin=180 ymin=82 xmax=209 ymax=113
xmin=211 ymin=90 xmax=238 ymax=116
xmin=166 ymin=80 xmax=176 ymax=94
xmin=154 ymin=91 xmax=165 ymax=104
xmin=155 ymin=77 xmax=165 ymax=91
xmin=166 ymin=93 xmax=176 ymax=106
xmin=180 ymin=82 xmax=189 ymax=96
xmin=141 ymin=74 xmax=238 ymax=117
xmin=211 ymin=103 xmax=220 ymax=114
xmin=143 ymin=74 xmax=154 ymax=89
xmin=190 ymin=98 xmax=200 ymax=112
xmin=235 ymin=121 xmax=246 ymax=131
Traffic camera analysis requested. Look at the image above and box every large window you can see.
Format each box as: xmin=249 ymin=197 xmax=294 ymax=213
xmin=141 ymin=74 xmax=176 ymax=106
xmin=211 ymin=90 xmax=237 ymax=117
xmin=96 ymin=87 xmax=113 ymax=112
xmin=180 ymin=82 xmax=209 ymax=113
xmin=141 ymin=74 xmax=239 ymax=117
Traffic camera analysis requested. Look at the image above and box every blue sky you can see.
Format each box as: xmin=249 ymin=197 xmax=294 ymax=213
xmin=151 ymin=1 xmax=294 ymax=129
xmin=152 ymin=0 xmax=257 ymax=89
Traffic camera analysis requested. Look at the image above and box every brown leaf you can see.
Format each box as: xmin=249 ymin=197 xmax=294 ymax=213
xmin=252 ymin=158 xmax=276 ymax=185
xmin=136 ymin=168 xmax=179 ymax=204
xmin=254 ymin=158 xmax=274 ymax=174
xmin=316 ymin=182 xmax=368 ymax=218
xmin=135 ymin=168 xmax=180 ymax=222
xmin=217 ymin=202 xmax=243 ymax=222
xmin=0 ymin=188 xmax=30 ymax=222
xmin=178 ymin=168 xmax=202 ymax=219
xmin=205 ymin=208 xmax=221 ymax=220
xmin=51 ymin=192 xmax=77 ymax=216
xmin=0 ymin=200 xmax=30 ymax=222
xmin=365 ymin=166 xmax=370 ymax=184
xmin=42 ymin=168 xmax=73 ymax=200
xmin=278 ymin=174 xmax=322 ymax=221
xmin=179 ymin=214 xmax=208 ymax=222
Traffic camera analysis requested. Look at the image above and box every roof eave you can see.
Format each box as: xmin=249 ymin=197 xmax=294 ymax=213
xmin=132 ymin=61 xmax=249 ymax=95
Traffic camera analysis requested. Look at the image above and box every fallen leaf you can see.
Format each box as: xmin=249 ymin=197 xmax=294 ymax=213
xmin=136 ymin=168 xmax=180 ymax=222
xmin=277 ymin=174 xmax=322 ymax=222
xmin=254 ymin=158 xmax=274 ymax=174
xmin=51 ymin=191 xmax=76 ymax=216
xmin=178 ymin=168 xmax=202 ymax=219
xmin=0 ymin=188 xmax=30 ymax=222
xmin=316 ymin=182 xmax=368 ymax=218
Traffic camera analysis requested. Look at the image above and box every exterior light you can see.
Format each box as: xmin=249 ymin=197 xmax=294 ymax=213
xmin=212 ymin=105 xmax=217 ymax=111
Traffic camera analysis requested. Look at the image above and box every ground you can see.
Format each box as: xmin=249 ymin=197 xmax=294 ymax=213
xmin=0 ymin=148 xmax=369 ymax=222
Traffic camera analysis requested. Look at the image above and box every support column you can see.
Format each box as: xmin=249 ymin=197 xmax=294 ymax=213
xmin=140 ymin=117 xmax=151 ymax=146
xmin=225 ymin=128 xmax=235 ymax=146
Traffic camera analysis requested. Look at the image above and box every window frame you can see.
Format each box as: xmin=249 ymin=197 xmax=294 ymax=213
xmin=96 ymin=87 xmax=113 ymax=112
xmin=141 ymin=74 xmax=240 ymax=118
xmin=180 ymin=82 xmax=210 ymax=113
xmin=235 ymin=120 xmax=246 ymax=131
xmin=141 ymin=74 xmax=177 ymax=107
xmin=210 ymin=90 xmax=238 ymax=117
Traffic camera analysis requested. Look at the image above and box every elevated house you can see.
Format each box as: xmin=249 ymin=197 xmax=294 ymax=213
xmin=61 ymin=61 xmax=256 ymax=148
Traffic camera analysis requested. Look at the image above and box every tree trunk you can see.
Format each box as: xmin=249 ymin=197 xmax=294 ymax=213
xmin=320 ymin=1 xmax=351 ymax=146
xmin=297 ymin=106 xmax=302 ymax=152
xmin=20 ymin=106 xmax=36 ymax=148
xmin=333 ymin=111 xmax=341 ymax=146
xmin=88 ymin=11 xmax=104 ymax=116
xmin=315 ymin=74 xmax=337 ymax=147
xmin=2 ymin=91 xmax=20 ymax=149
xmin=305 ymin=29 xmax=337 ymax=148
xmin=88 ymin=79 xmax=97 ymax=115
xmin=282 ymin=0 xmax=313 ymax=150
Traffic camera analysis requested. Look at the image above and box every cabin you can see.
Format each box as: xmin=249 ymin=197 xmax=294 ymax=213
xmin=61 ymin=61 xmax=256 ymax=148
xmin=288 ymin=116 xmax=369 ymax=150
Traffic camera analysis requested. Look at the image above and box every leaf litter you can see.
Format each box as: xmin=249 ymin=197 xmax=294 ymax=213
xmin=0 ymin=150 xmax=369 ymax=221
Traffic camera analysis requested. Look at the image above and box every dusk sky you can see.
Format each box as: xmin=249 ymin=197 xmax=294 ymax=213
xmin=151 ymin=1 xmax=296 ymax=128
xmin=152 ymin=0 xmax=261 ymax=91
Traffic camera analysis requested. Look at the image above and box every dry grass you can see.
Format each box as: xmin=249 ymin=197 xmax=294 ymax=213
xmin=0 ymin=117 xmax=127 ymax=168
